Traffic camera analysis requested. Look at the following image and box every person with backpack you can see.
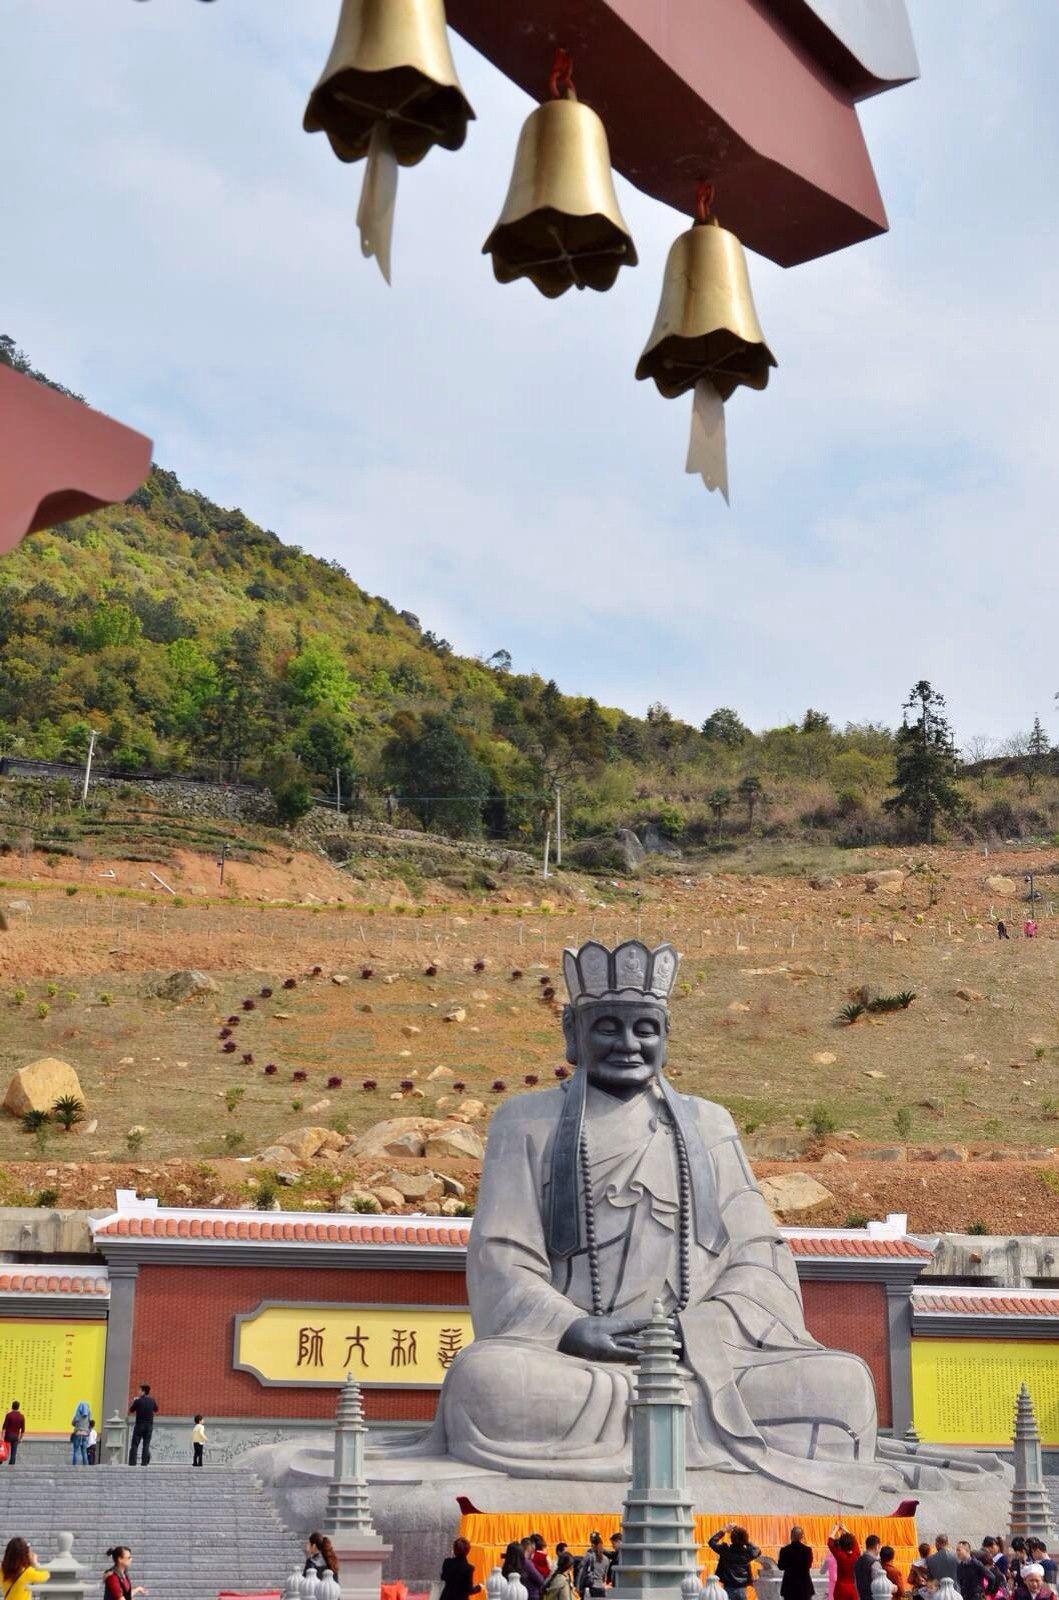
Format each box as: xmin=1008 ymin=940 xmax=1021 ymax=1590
xmin=103 ymin=1547 xmax=148 ymax=1600
xmin=578 ymin=1534 xmax=610 ymax=1600
xmin=1 ymin=1538 xmax=48 ymax=1600
xmin=71 ymin=1400 xmax=91 ymax=1465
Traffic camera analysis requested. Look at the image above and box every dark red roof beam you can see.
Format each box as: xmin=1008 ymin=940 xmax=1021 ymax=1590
xmin=0 ymin=365 xmax=153 ymax=556
xmin=446 ymin=0 xmax=918 ymax=266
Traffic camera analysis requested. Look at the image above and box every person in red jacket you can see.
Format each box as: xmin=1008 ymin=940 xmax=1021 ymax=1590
xmin=1 ymin=1401 xmax=26 ymax=1466
xmin=828 ymin=1527 xmax=861 ymax=1600
xmin=103 ymin=1547 xmax=147 ymax=1600
xmin=529 ymin=1537 xmax=551 ymax=1582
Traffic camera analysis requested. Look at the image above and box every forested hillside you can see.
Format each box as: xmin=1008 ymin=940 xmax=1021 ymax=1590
xmin=3 ymin=338 xmax=1056 ymax=852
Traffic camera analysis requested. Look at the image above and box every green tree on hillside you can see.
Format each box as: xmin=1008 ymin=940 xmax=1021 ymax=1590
xmin=201 ymin=615 xmax=272 ymax=781
xmin=1026 ymin=716 xmax=1051 ymax=793
xmin=292 ymin=711 xmax=357 ymax=793
xmin=737 ymin=773 xmax=763 ymax=829
xmin=287 ymin=638 xmax=358 ymax=713
xmin=702 ymin=707 xmax=748 ymax=747
xmin=383 ymin=715 xmax=490 ymax=837
xmin=884 ymin=680 xmax=963 ymax=843
xmin=707 ymin=786 xmax=732 ymax=842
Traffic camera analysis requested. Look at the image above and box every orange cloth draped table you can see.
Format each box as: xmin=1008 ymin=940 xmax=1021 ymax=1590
xmin=458 ymin=1514 xmax=918 ymax=1593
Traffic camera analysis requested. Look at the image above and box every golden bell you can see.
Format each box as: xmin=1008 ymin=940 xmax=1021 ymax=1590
xmin=304 ymin=0 xmax=474 ymax=167
xmin=483 ymin=97 xmax=637 ymax=297
xmin=636 ymin=216 xmax=776 ymax=400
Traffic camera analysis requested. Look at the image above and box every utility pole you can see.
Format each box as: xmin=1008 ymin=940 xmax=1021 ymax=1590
xmin=335 ymin=767 xmax=342 ymax=815
xmin=81 ymin=729 xmax=99 ymax=806
xmin=555 ymin=785 xmax=562 ymax=867
xmin=217 ymin=841 xmax=228 ymax=886
xmin=543 ymin=828 xmax=551 ymax=879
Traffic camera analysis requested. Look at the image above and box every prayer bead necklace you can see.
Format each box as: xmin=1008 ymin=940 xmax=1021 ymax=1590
xmin=579 ymin=1100 xmax=693 ymax=1317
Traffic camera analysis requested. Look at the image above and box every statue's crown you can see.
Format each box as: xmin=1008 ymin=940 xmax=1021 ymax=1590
xmin=562 ymin=940 xmax=679 ymax=1006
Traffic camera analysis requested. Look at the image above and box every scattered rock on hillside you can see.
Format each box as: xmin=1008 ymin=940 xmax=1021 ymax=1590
xmin=456 ymin=1099 xmax=487 ymax=1121
xmin=338 ymin=1190 xmax=381 ymax=1214
xmin=426 ymin=1065 xmax=452 ymax=1080
xmin=929 ymin=1146 xmax=969 ymax=1162
xmin=746 ymin=1132 xmax=814 ymax=1161
xmin=863 ymin=869 xmax=905 ymax=893
xmin=403 ymin=1025 xmax=422 ymax=1039
xmin=4 ymin=1057 xmax=85 ymax=1117
xmin=351 ymin=1116 xmax=445 ymax=1159
xmin=758 ymin=1173 xmax=834 ymax=1218
xmin=810 ymin=876 xmax=840 ymax=890
xmin=985 ymin=874 xmax=1018 ymax=896
xmin=146 ymin=969 xmax=220 ymax=1002
xmin=444 ymin=1008 xmax=467 ymax=1024
xmin=955 ymin=987 xmax=985 ymax=1003
xmin=273 ymin=1126 xmax=337 ymax=1161
xmin=440 ymin=1198 xmax=469 ymax=1216
xmin=6 ymin=900 xmax=32 ymax=915
xmin=441 ymin=1174 xmax=466 ymax=1197
xmin=425 ymin=1125 xmax=485 ymax=1162
xmin=812 ymin=1052 xmax=837 ymax=1066
xmin=860 ymin=1146 xmax=906 ymax=1162
xmin=640 ymin=823 xmax=681 ymax=857
xmin=819 ymin=1150 xmax=848 ymax=1165
xmin=371 ymin=1186 xmax=405 ymax=1210
xmin=614 ymin=828 xmax=646 ymax=869
xmin=386 ymin=1169 xmax=443 ymax=1202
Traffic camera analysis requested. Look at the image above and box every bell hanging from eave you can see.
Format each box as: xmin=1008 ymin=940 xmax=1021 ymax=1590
xmin=304 ymin=0 xmax=475 ymax=283
xmin=483 ymin=49 xmax=637 ymax=298
xmin=636 ymin=184 xmax=776 ymax=503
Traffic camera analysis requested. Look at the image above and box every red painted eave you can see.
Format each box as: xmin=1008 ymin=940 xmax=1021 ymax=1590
xmin=447 ymin=0 xmax=899 ymax=266
xmin=0 ymin=365 xmax=152 ymax=556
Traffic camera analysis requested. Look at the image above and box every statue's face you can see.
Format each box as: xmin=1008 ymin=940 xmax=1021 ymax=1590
xmin=563 ymin=999 xmax=668 ymax=1097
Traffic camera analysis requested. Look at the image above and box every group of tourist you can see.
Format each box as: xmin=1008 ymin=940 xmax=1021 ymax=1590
xmin=440 ymin=1530 xmax=624 ymax=1600
xmin=1 ymin=1539 xmax=147 ymax=1600
xmin=766 ymin=1526 xmax=1059 ymax=1600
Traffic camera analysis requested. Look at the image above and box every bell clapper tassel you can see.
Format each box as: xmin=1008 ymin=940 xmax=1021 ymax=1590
xmin=482 ymin=46 xmax=637 ymax=297
xmin=356 ymin=120 xmax=399 ymax=282
xmin=636 ymin=179 xmax=776 ymax=504
xmin=304 ymin=0 xmax=475 ymax=284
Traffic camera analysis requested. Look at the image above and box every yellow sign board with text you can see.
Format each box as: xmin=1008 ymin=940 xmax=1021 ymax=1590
xmin=912 ymin=1338 xmax=1059 ymax=1445
xmin=0 ymin=1322 xmax=105 ymax=1435
xmin=234 ymin=1303 xmax=473 ymax=1387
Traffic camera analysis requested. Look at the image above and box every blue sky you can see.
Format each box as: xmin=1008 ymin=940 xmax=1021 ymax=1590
xmin=5 ymin=0 xmax=1059 ymax=744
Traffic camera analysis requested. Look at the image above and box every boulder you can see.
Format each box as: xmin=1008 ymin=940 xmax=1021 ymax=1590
xmin=456 ymin=1099 xmax=487 ymax=1120
xmin=371 ymin=1186 xmax=406 ymax=1211
xmin=614 ymin=828 xmax=646 ymax=869
xmin=403 ymin=1025 xmax=422 ymax=1039
xmin=444 ymin=1008 xmax=467 ymax=1024
xmin=860 ymin=1146 xmax=906 ymax=1162
xmin=746 ymin=1132 xmax=814 ymax=1161
xmin=273 ymin=1126 xmax=334 ymax=1161
xmin=259 ymin=1144 xmax=299 ymax=1165
xmin=810 ymin=876 xmax=840 ymax=890
xmin=758 ymin=1173 xmax=834 ymax=1219
xmin=350 ymin=1116 xmax=447 ymax=1160
xmin=426 ymin=1065 xmax=453 ymax=1081
xmin=338 ymin=1190 xmax=382 ymax=1214
xmin=4 ymin=1058 xmax=85 ymax=1118
xmin=315 ymin=1129 xmax=347 ymax=1155
xmin=331 ymin=974 xmax=349 ymax=986
xmin=955 ymin=988 xmax=985 ymax=1003
xmin=146 ymin=969 xmax=220 ymax=1002
xmin=6 ymin=900 xmax=32 ymax=915
xmin=930 ymin=1146 xmax=969 ymax=1162
xmin=812 ymin=1052 xmax=837 ymax=1066
xmin=819 ymin=1150 xmax=848 ymax=1165
xmin=441 ymin=1174 xmax=466 ymax=1197
xmin=985 ymin=874 xmax=1018 ymax=896
xmin=440 ymin=1198 xmax=469 ymax=1216
xmin=640 ymin=823 xmax=681 ymax=857
xmin=386 ymin=1169 xmax=443 ymax=1203
xmin=425 ymin=1125 xmax=485 ymax=1162
xmin=863 ymin=869 xmax=906 ymax=893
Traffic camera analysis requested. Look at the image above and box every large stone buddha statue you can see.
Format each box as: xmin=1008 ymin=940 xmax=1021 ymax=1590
xmin=401 ymin=938 xmax=882 ymax=1501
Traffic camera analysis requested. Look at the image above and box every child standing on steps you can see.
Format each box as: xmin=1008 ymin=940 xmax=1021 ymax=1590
xmin=191 ymin=1414 xmax=207 ymax=1467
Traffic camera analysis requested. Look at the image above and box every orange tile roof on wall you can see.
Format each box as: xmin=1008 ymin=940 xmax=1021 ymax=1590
xmin=916 ymin=1291 xmax=1059 ymax=1317
xmin=0 ymin=1271 xmax=109 ymax=1296
xmin=789 ymin=1236 xmax=932 ymax=1261
xmin=92 ymin=1210 xmax=929 ymax=1259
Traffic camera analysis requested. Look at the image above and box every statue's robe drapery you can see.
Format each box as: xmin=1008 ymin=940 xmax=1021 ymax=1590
xmin=412 ymin=1079 xmax=884 ymax=1504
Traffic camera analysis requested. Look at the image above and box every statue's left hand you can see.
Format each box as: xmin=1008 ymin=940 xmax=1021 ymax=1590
xmin=559 ymin=1314 xmax=650 ymax=1363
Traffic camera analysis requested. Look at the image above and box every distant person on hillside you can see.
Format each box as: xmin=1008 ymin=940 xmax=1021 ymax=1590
xmin=103 ymin=1546 xmax=148 ymax=1600
xmin=997 ymin=920 xmax=1010 ymax=940
xmin=1024 ymin=919 xmax=1038 ymax=939
xmin=2 ymin=1538 xmax=49 ymax=1600
xmin=191 ymin=1415 xmax=207 ymax=1467
xmin=127 ymin=1383 xmax=157 ymax=1466
xmin=2 ymin=1401 xmax=25 ymax=1466
xmin=70 ymin=1400 xmax=91 ymax=1465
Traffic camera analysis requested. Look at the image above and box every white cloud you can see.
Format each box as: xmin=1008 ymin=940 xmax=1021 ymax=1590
xmin=5 ymin=0 xmax=1059 ymax=738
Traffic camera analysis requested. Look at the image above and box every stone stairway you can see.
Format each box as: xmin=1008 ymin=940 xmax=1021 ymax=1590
xmin=0 ymin=1466 xmax=301 ymax=1600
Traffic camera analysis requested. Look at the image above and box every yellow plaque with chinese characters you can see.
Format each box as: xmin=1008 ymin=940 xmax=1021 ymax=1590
xmin=233 ymin=1302 xmax=473 ymax=1388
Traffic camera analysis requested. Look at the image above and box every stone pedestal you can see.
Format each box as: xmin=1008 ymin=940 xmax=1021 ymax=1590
xmin=31 ymin=1533 xmax=85 ymax=1600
